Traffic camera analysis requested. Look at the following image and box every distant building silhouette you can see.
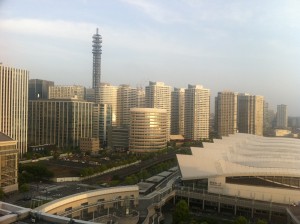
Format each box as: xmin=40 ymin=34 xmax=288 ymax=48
xmin=29 ymin=79 xmax=54 ymax=100
xmin=276 ymin=104 xmax=288 ymax=128
xmin=237 ymin=93 xmax=264 ymax=136
xmin=171 ymin=88 xmax=185 ymax=135
xmin=49 ymin=85 xmax=85 ymax=100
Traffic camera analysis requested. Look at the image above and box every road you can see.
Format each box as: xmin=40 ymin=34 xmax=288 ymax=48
xmin=83 ymin=152 xmax=177 ymax=184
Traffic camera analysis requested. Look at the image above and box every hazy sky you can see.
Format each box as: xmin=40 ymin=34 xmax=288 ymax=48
xmin=1 ymin=0 xmax=300 ymax=115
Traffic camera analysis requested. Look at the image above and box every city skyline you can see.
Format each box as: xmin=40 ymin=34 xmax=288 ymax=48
xmin=1 ymin=0 xmax=300 ymax=115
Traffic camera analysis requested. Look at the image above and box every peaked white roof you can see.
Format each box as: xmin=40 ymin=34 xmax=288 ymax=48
xmin=177 ymin=133 xmax=300 ymax=180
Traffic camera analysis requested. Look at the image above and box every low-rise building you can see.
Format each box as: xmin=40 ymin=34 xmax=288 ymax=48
xmin=80 ymin=137 xmax=100 ymax=153
xmin=0 ymin=132 xmax=18 ymax=193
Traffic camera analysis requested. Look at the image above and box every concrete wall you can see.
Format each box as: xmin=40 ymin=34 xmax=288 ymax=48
xmin=208 ymin=176 xmax=300 ymax=204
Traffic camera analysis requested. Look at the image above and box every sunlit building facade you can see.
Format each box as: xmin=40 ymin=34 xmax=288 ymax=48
xmin=0 ymin=132 xmax=18 ymax=193
xmin=49 ymin=85 xmax=85 ymax=100
xmin=129 ymin=108 xmax=168 ymax=152
xmin=99 ymin=83 xmax=118 ymax=126
xmin=145 ymin=82 xmax=171 ymax=138
xmin=215 ymin=91 xmax=238 ymax=137
xmin=0 ymin=65 xmax=28 ymax=155
xmin=28 ymin=99 xmax=94 ymax=148
xmin=185 ymin=85 xmax=210 ymax=140
xmin=117 ymin=85 xmax=138 ymax=126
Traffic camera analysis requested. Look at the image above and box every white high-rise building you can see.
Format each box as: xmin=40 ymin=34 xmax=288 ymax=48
xmin=171 ymin=88 xmax=185 ymax=135
xmin=184 ymin=85 xmax=210 ymax=140
xmin=145 ymin=81 xmax=171 ymax=137
xmin=0 ymin=65 xmax=28 ymax=155
xmin=276 ymin=104 xmax=288 ymax=128
xmin=117 ymin=85 xmax=138 ymax=126
xmin=99 ymin=83 xmax=118 ymax=125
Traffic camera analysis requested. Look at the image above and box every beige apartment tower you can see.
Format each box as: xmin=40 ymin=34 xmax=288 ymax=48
xmin=0 ymin=65 xmax=28 ymax=155
xmin=145 ymin=81 xmax=171 ymax=138
xmin=171 ymin=88 xmax=185 ymax=135
xmin=49 ymin=85 xmax=85 ymax=100
xmin=129 ymin=108 xmax=168 ymax=152
xmin=215 ymin=91 xmax=238 ymax=137
xmin=28 ymin=99 xmax=94 ymax=148
xmin=238 ymin=94 xmax=264 ymax=136
xmin=185 ymin=85 xmax=210 ymax=140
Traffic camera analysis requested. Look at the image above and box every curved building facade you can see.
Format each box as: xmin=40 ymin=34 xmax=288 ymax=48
xmin=177 ymin=133 xmax=300 ymax=205
xmin=34 ymin=186 xmax=139 ymax=224
xmin=129 ymin=108 xmax=168 ymax=152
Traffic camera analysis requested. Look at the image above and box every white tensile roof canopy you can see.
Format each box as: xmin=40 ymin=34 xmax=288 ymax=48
xmin=177 ymin=133 xmax=300 ymax=180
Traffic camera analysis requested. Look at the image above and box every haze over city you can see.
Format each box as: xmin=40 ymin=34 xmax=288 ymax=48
xmin=1 ymin=0 xmax=300 ymax=115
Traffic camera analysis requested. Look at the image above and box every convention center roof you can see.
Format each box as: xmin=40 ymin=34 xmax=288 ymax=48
xmin=177 ymin=133 xmax=300 ymax=180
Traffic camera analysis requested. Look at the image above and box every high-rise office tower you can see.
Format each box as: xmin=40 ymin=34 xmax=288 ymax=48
xmin=92 ymin=28 xmax=102 ymax=103
xmin=28 ymin=99 xmax=94 ymax=148
xmin=29 ymin=79 xmax=54 ymax=100
xmin=276 ymin=104 xmax=288 ymax=128
xmin=0 ymin=65 xmax=28 ymax=155
xmin=215 ymin=91 xmax=238 ymax=137
xmin=184 ymin=85 xmax=210 ymax=140
xmin=49 ymin=85 xmax=85 ymax=100
xmin=99 ymin=83 xmax=118 ymax=125
xmin=237 ymin=93 xmax=264 ymax=136
xmin=171 ymin=88 xmax=185 ymax=135
xmin=145 ymin=81 xmax=171 ymax=137
xmin=117 ymin=85 xmax=138 ymax=126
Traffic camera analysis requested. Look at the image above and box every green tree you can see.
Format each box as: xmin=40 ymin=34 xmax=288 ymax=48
xmin=19 ymin=183 xmax=29 ymax=193
xmin=234 ymin=216 xmax=248 ymax=224
xmin=173 ymin=200 xmax=190 ymax=224
xmin=256 ymin=219 xmax=267 ymax=224
xmin=0 ymin=187 xmax=4 ymax=200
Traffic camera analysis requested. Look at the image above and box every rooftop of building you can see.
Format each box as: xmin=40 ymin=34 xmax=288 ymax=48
xmin=0 ymin=132 xmax=13 ymax=141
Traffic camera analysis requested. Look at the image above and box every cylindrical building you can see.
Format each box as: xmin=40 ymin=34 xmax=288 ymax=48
xmin=129 ymin=108 xmax=168 ymax=152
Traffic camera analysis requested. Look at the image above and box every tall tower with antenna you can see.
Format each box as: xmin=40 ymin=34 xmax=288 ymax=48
xmin=92 ymin=28 xmax=102 ymax=103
